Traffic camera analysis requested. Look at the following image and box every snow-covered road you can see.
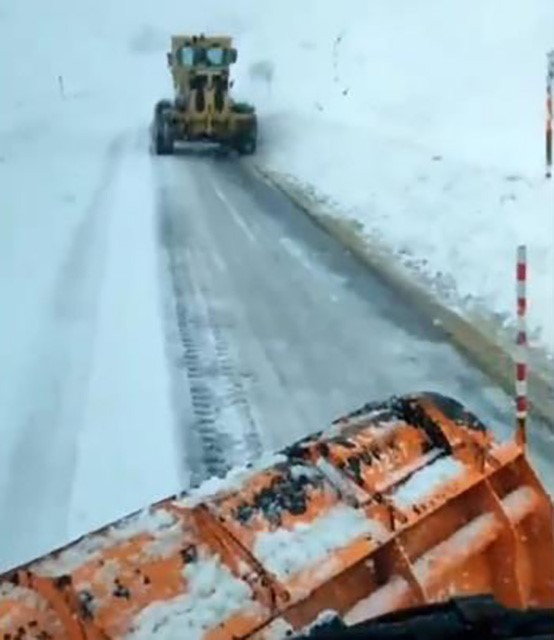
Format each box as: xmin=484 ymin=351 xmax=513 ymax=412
xmin=1 ymin=135 xmax=553 ymax=573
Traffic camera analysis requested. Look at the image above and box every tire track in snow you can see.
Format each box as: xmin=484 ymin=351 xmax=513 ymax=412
xmin=157 ymin=169 xmax=262 ymax=489
xmin=0 ymin=134 xmax=126 ymax=570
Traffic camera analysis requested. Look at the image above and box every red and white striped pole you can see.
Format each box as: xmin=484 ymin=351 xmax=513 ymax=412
xmin=546 ymin=50 xmax=553 ymax=178
xmin=515 ymin=245 xmax=528 ymax=448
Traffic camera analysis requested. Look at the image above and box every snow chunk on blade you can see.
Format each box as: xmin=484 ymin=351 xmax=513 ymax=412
xmin=177 ymin=453 xmax=287 ymax=508
xmin=253 ymin=505 xmax=387 ymax=580
xmin=0 ymin=583 xmax=45 ymax=613
xmin=125 ymin=554 xmax=254 ymax=640
xmin=391 ymin=455 xmax=465 ymax=509
xmin=33 ymin=507 xmax=178 ymax=576
xmin=0 ymin=583 xmax=65 ymax=637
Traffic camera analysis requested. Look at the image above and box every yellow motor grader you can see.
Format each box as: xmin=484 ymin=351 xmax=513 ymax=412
xmin=151 ymin=34 xmax=257 ymax=156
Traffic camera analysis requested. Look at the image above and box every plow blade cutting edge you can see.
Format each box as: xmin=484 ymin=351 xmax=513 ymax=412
xmin=1 ymin=392 xmax=553 ymax=639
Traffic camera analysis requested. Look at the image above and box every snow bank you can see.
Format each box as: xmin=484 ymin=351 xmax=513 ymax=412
xmin=253 ymin=505 xmax=387 ymax=580
xmin=63 ymin=133 xmax=180 ymax=540
xmin=126 ymin=555 xmax=254 ymax=640
xmin=260 ymin=122 xmax=554 ymax=357
xmin=391 ymin=456 xmax=465 ymax=509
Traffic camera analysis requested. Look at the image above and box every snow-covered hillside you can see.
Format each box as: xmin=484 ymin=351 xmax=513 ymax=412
xmin=0 ymin=0 xmax=552 ymax=570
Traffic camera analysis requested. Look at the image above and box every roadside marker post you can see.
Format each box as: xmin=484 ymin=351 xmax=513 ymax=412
xmin=546 ymin=50 xmax=553 ymax=178
xmin=515 ymin=245 xmax=528 ymax=448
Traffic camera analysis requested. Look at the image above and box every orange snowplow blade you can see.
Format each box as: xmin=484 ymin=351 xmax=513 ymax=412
xmin=1 ymin=392 xmax=553 ymax=639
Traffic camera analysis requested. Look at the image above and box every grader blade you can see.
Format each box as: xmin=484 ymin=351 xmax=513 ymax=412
xmin=1 ymin=392 xmax=552 ymax=639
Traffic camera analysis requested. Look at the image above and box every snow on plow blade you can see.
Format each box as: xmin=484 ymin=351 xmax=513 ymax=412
xmin=1 ymin=392 xmax=553 ymax=639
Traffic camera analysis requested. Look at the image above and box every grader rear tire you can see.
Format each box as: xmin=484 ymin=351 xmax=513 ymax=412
xmin=153 ymin=101 xmax=174 ymax=156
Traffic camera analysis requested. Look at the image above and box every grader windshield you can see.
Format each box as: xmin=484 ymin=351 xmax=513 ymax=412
xmin=176 ymin=44 xmax=237 ymax=68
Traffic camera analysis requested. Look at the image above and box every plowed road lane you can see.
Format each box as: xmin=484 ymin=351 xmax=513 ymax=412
xmin=156 ymin=150 xmax=545 ymax=488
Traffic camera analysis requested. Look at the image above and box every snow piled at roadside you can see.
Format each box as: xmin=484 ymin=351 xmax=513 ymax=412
xmin=125 ymin=555 xmax=254 ymax=640
xmin=253 ymin=505 xmax=387 ymax=580
xmin=260 ymin=120 xmax=554 ymax=357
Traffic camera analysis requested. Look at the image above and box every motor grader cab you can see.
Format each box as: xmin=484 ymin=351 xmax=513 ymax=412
xmin=152 ymin=34 xmax=257 ymax=156
xmin=1 ymin=392 xmax=553 ymax=638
